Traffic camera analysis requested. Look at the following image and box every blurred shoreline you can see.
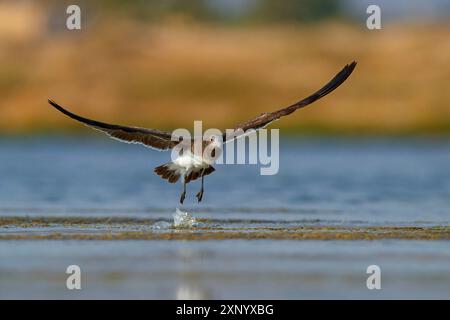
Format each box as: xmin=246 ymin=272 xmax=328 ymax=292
xmin=1 ymin=2 xmax=450 ymax=136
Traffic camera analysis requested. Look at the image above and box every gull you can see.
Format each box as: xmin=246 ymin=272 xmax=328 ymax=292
xmin=48 ymin=61 xmax=356 ymax=204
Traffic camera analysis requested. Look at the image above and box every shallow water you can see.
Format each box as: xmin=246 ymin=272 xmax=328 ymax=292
xmin=0 ymin=137 xmax=449 ymax=299
xmin=1 ymin=240 xmax=449 ymax=299
xmin=1 ymin=137 xmax=450 ymax=224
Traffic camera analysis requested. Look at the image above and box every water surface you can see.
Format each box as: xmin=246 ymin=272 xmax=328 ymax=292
xmin=0 ymin=137 xmax=449 ymax=299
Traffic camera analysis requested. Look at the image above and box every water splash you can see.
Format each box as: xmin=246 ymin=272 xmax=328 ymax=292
xmin=151 ymin=208 xmax=197 ymax=230
xmin=151 ymin=220 xmax=172 ymax=230
xmin=173 ymin=208 xmax=197 ymax=229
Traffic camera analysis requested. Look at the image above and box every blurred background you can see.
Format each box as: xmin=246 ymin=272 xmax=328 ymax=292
xmin=1 ymin=1 xmax=450 ymax=300
xmin=1 ymin=0 xmax=450 ymax=135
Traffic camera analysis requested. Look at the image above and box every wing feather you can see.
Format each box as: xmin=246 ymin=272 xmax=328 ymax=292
xmin=48 ymin=99 xmax=178 ymax=151
xmin=225 ymin=61 xmax=357 ymax=141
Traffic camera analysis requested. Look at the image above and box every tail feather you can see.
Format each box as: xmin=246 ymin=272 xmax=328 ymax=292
xmin=154 ymin=163 xmax=180 ymax=183
xmin=155 ymin=162 xmax=216 ymax=184
xmin=185 ymin=166 xmax=215 ymax=183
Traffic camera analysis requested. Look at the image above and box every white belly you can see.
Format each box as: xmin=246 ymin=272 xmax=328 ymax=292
xmin=171 ymin=153 xmax=211 ymax=177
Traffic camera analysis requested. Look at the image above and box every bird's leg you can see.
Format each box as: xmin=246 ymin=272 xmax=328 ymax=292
xmin=196 ymin=170 xmax=205 ymax=202
xmin=180 ymin=179 xmax=186 ymax=204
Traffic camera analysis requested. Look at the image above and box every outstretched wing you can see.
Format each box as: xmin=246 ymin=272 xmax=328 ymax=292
xmin=225 ymin=61 xmax=356 ymax=141
xmin=48 ymin=99 xmax=179 ymax=151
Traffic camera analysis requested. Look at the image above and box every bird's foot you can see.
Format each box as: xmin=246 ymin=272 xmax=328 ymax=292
xmin=196 ymin=190 xmax=204 ymax=202
xmin=180 ymin=191 xmax=186 ymax=204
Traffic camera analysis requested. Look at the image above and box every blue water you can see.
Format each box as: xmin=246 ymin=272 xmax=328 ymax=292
xmin=1 ymin=136 xmax=449 ymax=224
xmin=0 ymin=137 xmax=449 ymax=299
xmin=1 ymin=240 xmax=449 ymax=299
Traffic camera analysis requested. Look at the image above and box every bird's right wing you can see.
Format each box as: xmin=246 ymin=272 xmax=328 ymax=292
xmin=48 ymin=99 xmax=179 ymax=151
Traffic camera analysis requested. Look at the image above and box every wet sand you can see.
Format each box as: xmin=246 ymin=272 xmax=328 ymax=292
xmin=1 ymin=216 xmax=448 ymax=241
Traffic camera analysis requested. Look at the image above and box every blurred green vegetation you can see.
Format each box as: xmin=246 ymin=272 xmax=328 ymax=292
xmin=99 ymin=0 xmax=342 ymax=23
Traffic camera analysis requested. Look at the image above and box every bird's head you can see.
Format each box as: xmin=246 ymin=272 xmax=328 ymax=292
xmin=207 ymin=134 xmax=223 ymax=148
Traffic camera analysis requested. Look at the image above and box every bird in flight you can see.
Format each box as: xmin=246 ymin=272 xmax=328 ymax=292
xmin=49 ymin=61 xmax=356 ymax=204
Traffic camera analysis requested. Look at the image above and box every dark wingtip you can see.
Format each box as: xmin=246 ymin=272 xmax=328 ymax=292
xmin=335 ymin=60 xmax=357 ymax=85
xmin=48 ymin=99 xmax=69 ymax=115
xmin=347 ymin=61 xmax=357 ymax=73
xmin=290 ymin=60 xmax=357 ymax=109
xmin=47 ymin=98 xmax=81 ymax=122
xmin=48 ymin=98 xmax=59 ymax=109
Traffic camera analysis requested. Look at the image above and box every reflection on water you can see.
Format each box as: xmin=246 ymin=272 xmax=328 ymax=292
xmin=0 ymin=240 xmax=449 ymax=299
xmin=0 ymin=137 xmax=449 ymax=299
xmin=176 ymin=285 xmax=212 ymax=300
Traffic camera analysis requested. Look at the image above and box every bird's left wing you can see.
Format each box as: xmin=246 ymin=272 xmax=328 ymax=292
xmin=224 ymin=61 xmax=357 ymax=141
xmin=48 ymin=99 xmax=179 ymax=151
